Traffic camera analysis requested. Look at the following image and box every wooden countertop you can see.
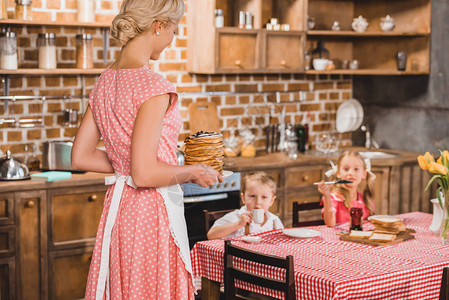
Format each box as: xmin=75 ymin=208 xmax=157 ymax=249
xmin=0 ymin=148 xmax=419 ymax=192
xmin=0 ymin=172 xmax=111 ymax=193
xmin=225 ymin=147 xmax=419 ymax=172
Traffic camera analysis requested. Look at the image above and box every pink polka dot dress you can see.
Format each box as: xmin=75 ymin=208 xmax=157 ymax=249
xmin=84 ymin=66 xmax=194 ymax=300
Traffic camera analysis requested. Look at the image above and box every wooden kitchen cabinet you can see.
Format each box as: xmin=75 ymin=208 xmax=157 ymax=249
xmin=48 ymin=185 xmax=107 ymax=250
xmin=188 ymin=0 xmax=431 ymax=75
xmin=0 ymin=173 xmax=108 ymax=300
xmin=187 ymin=0 xmax=307 ymax=74
xmin=15 ymin=190 xmax=47 ymax=300
xmin=48 ymin=246 xmax=94 ymax=300
xmin=306 ymin=0 xmax=431 ymax=75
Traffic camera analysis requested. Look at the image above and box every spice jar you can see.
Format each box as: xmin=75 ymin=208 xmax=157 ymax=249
xmin=0 ymin=32 xmax=18 ymax=70
xmin=76 ymin=34 xmax=93 ymax=69
xmin=77 ymin=0 xmax=95 ymax=23
xmin=15 ymin=0 xmax=32 ymax=20
xmin=37 ymin=33 xmax=56 ymax=69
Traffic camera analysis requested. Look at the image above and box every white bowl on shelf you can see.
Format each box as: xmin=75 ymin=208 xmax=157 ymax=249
xmin=313 ymin=58 xmax=329 ymax=71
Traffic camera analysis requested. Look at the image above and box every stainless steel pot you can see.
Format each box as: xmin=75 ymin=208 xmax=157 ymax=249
xmin=0 ymin=150 xmax=30 ymax=180
xmin=41 ymin=140 xmax=74 ymax=171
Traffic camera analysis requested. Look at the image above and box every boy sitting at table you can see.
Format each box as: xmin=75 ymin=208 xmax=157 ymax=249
xmin=207 ymin=171 xmax=284 ymax=239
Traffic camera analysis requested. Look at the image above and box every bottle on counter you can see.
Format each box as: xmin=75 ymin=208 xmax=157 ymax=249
xmin=0 ymin=32 xmax=18 ymax=70
xmin=38 ymin=33 xmax=57 ymax=69
xmin=302 ymin=111 xmax=310 ymax=151
xmin=214 ymin=9 xmax=224 ymax=28
xmin=76 ymin=33 xmax=93 ymax=69
xmin=15 ymin=0 xmax=32 ymax=20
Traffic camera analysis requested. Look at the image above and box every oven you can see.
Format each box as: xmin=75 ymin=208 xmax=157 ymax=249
xmin=182 ymin=172 xmax=241 ymax=248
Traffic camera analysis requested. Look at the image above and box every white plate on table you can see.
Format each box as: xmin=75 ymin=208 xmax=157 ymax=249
xmin=222 ymin=170 xmax=233 ymax=178
xmin=283 ymin=228 xmax=321 ymax=239
xmin=242 ymin=236 xmax=262 ymax=244
xmin=368 ymin=215 xmax=402 ymax=223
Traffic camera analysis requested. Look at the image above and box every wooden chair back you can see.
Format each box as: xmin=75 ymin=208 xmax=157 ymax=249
xmin=224 ymin=240 xmax=296 ymax=300
xmin=203 ymin=209 xmax=235 ymax=233
xmin=440 ymin=267 xmax=449 ymax=300
xmin=292 ymin=201 xmax=325 ymax=227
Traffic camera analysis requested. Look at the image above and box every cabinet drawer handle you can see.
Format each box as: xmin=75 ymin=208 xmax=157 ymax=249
xmin=25 ymin=200 xmax=35 ymax=208
xmin=280 ymin=60 xmax=286 ymax=67
xmin=302 ymin=175 xmax=310 ymax=182
xmin=234 ymin=60 xmax=241 ymax=67
xmin=88 ymin=194 xmax=98 ymax=202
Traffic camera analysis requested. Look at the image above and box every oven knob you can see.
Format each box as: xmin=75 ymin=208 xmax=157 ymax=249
xmin=231 ymin=181 xmax=236 ymax=187
xmin=209 ymin=185 xmax=213 ymax=190
xmin=224 ymin=182 xmax=229 ymax=188
xmin=216 ymin=183 xmax=221 ymax=189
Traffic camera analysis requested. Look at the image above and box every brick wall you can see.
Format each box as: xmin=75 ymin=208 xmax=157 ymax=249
xmin=0 ymin=0 xmax=353 ymax=162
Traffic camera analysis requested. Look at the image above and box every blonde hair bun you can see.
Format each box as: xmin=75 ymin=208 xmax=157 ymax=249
xmin=111 ymin=0 xmax=185 ymax=47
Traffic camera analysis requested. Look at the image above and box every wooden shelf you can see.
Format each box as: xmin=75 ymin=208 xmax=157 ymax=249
xmin=307 ymin=30 xmax=430 ymax=37
xmin=0 ymin=68 xmax=105 ymax=75
xmin=0 ymin=19 xmax=110 ymax=28
xmin=306 ymin=69 xmax=429 ymax=75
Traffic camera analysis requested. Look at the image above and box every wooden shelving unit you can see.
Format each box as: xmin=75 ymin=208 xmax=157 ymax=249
xmin=0 ymin=19 xmax=110 ymax=28
xmin=0 ymin=68 xmax=105 ymax=75
xmin=187 ymin=0 xmax=431 ymax=75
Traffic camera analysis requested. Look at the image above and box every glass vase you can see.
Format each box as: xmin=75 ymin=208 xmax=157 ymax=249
xmin=440 ymin=189 xmax=449 ymax=245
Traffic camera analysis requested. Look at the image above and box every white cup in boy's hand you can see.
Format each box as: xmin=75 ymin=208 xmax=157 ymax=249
xmin=252 ymin=209 xmax=265 ymax=224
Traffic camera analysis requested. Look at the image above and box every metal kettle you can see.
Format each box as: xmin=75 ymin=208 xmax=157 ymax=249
xmin=0 ymin=150 xmax=31 ymax=180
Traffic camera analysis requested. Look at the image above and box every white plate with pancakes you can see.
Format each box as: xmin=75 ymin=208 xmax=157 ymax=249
xmin=283 ymin=228 xmax=321 ymax=239
xmin=222 ymin=170 xmax=233 ymax=178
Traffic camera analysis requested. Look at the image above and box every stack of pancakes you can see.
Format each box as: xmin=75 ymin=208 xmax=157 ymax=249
xmin=184 ymin=131 xmax=224 ymax=174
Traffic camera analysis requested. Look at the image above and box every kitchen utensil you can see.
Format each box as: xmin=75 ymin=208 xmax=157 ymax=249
xmin=41 ymin=140 xmax=75 ymax=171
xmin=188 ymin=101 xmax=220 ymax=133
xmin=0 ymin=150 xmax=30 ymax=180
xmin=313 ymin=180 xmax=353 ymax=185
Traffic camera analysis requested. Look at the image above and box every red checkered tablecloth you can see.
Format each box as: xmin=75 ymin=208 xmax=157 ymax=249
xmin=191 ymin=212 xmax=449 ymax=300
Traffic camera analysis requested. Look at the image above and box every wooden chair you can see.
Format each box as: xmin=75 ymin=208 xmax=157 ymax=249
xmin=440 ymin=267 xmax=449 ymax=300
xmin=203 ymin=209 xmax=235 ymax=233
xmin=224 ymin=240 xmax=296 ymax=300
xmin=292 ymin=201 xmax=325 ymax=227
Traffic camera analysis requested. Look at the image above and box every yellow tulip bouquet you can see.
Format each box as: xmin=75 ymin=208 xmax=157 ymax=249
xmin=418 ymin=150 xmax=449 ymax=243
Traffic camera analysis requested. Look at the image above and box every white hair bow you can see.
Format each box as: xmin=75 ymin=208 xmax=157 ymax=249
xmin=364 ymin=158 xmax=376 ymax=181
xmin=325 ymin=160 xmax=338 ymax=178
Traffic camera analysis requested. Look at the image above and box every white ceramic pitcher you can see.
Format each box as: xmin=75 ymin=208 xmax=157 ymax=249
xmin=430 ymin=198 xmax=444 ymax=234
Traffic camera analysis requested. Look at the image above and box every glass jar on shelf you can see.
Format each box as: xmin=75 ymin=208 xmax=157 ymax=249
xmin=77 ymin=0 xmax=95 ymax=23
xmin=37 ymin=33 xmax=57 ymax=69
xmin=76 ymin=33 xmax=93 ymax=69
xmin=0 ymin=32 xmax=18 ymax=70
xmin=15 ymin=0 xmax=32 ymax=20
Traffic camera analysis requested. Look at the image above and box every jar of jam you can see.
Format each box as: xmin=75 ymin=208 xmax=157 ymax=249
xmin=76 ymin=33 xmax=93 ymax=69
xmin=15 ymin=0 xmax=32 ymax=20
xmin=350 ymin=207 xmax=363 ymax=231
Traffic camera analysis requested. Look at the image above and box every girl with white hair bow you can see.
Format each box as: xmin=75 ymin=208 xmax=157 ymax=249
xmin=317 ymin=151 xmax=375 ymax=227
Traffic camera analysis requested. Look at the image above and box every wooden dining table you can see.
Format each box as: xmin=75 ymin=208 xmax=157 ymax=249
xmin=191 ymin=212 xmax=449 ymax=299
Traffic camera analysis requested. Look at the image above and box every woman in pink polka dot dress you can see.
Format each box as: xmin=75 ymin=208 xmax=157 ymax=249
xmin=71 ymin=0 xmax=222 ymax=299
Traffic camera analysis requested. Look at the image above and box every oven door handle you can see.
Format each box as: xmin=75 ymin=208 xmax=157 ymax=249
xmin=183 ymin=193 xmax=229 ymax=203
